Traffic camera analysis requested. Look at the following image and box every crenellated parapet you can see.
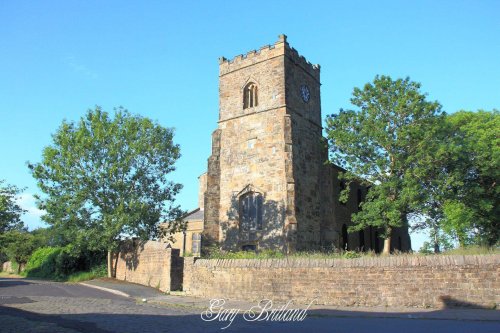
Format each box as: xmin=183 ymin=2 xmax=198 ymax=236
xmin=219 ymin=34 xmax=320 ymax=81
xmin=283 ymin=35 xmax=321 ymax=82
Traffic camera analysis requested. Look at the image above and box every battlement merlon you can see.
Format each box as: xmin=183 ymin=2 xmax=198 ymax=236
xmin=218 ymin=34 xmax=321 ymax=80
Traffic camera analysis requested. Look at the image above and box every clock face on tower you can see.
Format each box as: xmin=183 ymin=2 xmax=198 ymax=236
xmin=300 ymin=84 xmax=310 ymax=103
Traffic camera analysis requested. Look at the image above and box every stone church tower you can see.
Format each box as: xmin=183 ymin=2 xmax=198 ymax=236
xmin=194 ymin=35 xmax=411 ymax=253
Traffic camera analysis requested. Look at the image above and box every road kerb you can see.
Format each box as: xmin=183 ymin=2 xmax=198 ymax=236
xmin=79 ymin=282 xmax=130 ymax=298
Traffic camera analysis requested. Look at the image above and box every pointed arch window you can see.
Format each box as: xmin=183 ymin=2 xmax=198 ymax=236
xmin=239 ymin=192 xmax=263 ymax=231
xmin=243 ymin=82 xmax=258 ymax=109
xmin=341 ymin=224 xmax=349 ymax=251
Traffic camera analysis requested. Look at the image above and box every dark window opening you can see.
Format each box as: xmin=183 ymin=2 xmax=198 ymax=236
xmin=243 ymin=82 xmax=258 ymax=109
xmin=359 ymin=230 xmax=365 ymax=250
xmin=341 ymin=224 xmax=348 ymax=251
xmin=374 ymin=231 xmax=380 ymax=253
xmin=357 ymin=189 xmax=363 ymax=210
xmin=192 ymin=233 xmax=201 ymax=256
xmin=241 ymin=244 xmax=256 ymax=252
xmin=239 ymin=192 xmax=263 ymax=231
xmin=369 ymin=226 xmax=373 ymax=250
xmin=340 ymin=180 xmax=346 ymax=191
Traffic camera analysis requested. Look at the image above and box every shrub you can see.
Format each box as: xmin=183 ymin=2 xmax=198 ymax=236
xmin=55 ymin=246 xmax=83 ymax=276
xmin=10 ymin=261 xmax=19 ymax=273
xmin=90 ymin=263 xmax=107 ymax=276
xmin=24 ymin=247 xmax=62 ymax=278
xmin=23 ymin=246 xmax=106 ymax=280
xmin=66 ymin=264 xmax=107 ymax=283
xmin=206 ymin=249 xmax=378 ymax=260
xmin=341 ymin=250 xmax=362 ymax=259
xmin=443 ymin=246 xmax=500 ymax=255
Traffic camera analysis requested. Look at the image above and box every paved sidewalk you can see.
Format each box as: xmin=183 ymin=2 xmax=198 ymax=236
xmin=81 ymin=278 xmax=500 ymax=322
xmin=81 ymin=278 xmax=164 ymax=298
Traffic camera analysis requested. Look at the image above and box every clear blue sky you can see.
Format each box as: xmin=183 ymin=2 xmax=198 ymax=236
xmin=1 ymin=1 xmax=499 ymax=250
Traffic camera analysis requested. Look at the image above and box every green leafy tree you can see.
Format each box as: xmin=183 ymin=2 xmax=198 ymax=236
xmin=407 ymin=116 xmax=463 ymax=252
xmin=3 ymin=230 xmax=37 ymax=273
xmin=31 ymin=227 xmax=63 ymax=248
xmin=418 ymin=234 xmax=454 ymax=254
xmin=0 ymin=180 xmax=26 ymax=262
xmin=0 ymin=180 xmax=26 ymax=233
xmin=326 ymin=76 xmax=444 ymax=254
xmin=29 ymin=107 xmax=184 ymax=276
xmin=407 ymin=110 xmax=499 ymax=249
xmin=443 ymin=110 xmax=499 ymax=246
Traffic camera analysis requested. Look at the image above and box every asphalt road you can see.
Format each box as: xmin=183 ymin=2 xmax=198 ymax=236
xmin=1 ymin=278 xmax=499 ymax=333
xmin=0 ymin=278 xmax=127 ymax=300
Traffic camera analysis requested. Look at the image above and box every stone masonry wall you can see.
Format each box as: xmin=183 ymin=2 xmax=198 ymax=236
xmin=203 ymin=129 xmax=221 ymax=243
xmin=205 ymin=34 xmax=411 ymax=252
xmin=1 ymin=261 xmax=25 ymax=273
xmin=215 ymin=35 xmax=289 ymax=251
xmin=183 ymin=255 xmax=500 ymax=308
xmin=198 ymin=173 xmax=207 ymax=210
xmin=288 ymin=111 xmax=324 ymax=250
xmin=113 ymin=240 xmax=182 ymax=292
xmin=283 ymin=39 xmax=324 ymax=251
xmin=217 ymin=109 xmax=288 ymax=250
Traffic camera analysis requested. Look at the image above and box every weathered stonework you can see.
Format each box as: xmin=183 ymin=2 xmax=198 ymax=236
xmin=198 ymin=173 xmax=207 ymax=210
xmin=113 ymin=242 xmax=499 ymax=309
xmin=173 ymin=34 xmax=412 ymax=253
xmin=113 ymin=240 xmax=183 ymax=292
xmin=183 ymin=255 xmax=500 ymax=308
xmin=1 ymin=261 xmax=24 ymax=273
xmin=204 ymin=129 xmax=222 ymax=244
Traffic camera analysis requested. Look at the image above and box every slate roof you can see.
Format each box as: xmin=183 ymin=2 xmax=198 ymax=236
xmin=183 ymin=208 xmax=204 ymax=221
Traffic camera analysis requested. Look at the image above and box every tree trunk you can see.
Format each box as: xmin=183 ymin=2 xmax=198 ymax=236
xmin=113 ymin=251 xmax=119 ymax=278
xmin=107 ymin=251 xmax=113 ymax=278
xmin=382 ymin=227 xmax=392 ymax=255
xmin=433 ymin=232 xmax=441 ymax=253
xmin=433 ymin=242 xmax=440 ymax=253
xmin=382 ymin=237 xmax=391 ymax=255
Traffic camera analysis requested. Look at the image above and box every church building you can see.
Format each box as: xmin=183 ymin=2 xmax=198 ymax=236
xmin=167 ymin=35 xmax=411 ymax=255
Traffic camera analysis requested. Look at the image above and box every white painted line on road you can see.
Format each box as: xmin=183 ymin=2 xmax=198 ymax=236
xmin=79 ymin=282 xmax=130 ymax=298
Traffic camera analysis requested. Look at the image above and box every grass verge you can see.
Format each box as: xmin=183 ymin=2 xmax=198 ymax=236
xmin=203 ymin=246 xmax=499 ymax=260
xmin=65 ymin=270 xmax=105 ymax=283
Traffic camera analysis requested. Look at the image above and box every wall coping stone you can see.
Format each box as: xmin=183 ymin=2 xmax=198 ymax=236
xmin=193 ymin=254 xmax=500 ymax=269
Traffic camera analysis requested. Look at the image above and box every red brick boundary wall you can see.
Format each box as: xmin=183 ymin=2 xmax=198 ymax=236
xmin=113 ymin=240 xmax=183 ymax=292
xmin=183 ymin=255 xmax=500 ymax=308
